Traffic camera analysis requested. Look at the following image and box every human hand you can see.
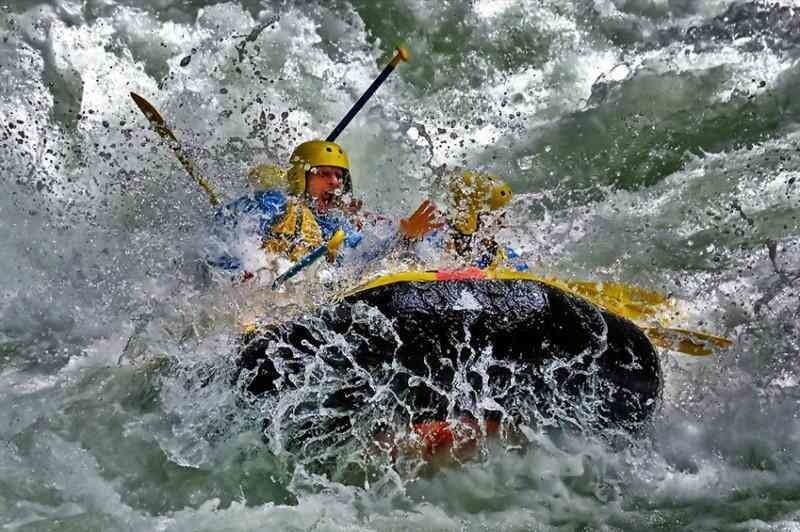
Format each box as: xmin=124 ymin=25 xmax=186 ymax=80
xmin=399 ymin=199 xmax=442 ymax=240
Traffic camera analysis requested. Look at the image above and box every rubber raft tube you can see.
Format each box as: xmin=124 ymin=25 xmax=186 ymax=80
xmin=235 ymin=269 xmax=662 ymax=441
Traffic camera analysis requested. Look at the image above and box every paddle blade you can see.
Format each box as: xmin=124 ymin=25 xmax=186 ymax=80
xmin=130 ymin=92 xmax=177 ymax=142
xmin=544 ymin=277 xmax=672 ymax=322
xmin=644 ymin=326 xmax=733 ymax=356
xmin=130 ymin=92 xmax=164 ymax=124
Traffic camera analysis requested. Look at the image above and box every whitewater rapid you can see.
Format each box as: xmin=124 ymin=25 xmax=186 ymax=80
xmin=2 ymin=0 xmax=800 ymax=530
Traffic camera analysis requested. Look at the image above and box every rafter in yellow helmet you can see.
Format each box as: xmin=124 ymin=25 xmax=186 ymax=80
xmin=286 ymin=140 xmax=351 ymax=196
xmin=449 ymin=170 xmax=513 ymax=235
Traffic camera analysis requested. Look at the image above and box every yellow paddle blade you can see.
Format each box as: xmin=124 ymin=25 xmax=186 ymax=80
xmin=519 ymin=275 xmax=733 ymax=356
xmin=536 ymin=276 xmax=672 ymax=322
xmin=568 ymin=281 xmax=668 ymax=321
xmin=535 ymin=276 xmax=733 ymax=356
xmin=643 ymin=326 xmax=733 ymax=356
xmin=485 ymin=270 xmax=672 ymax=322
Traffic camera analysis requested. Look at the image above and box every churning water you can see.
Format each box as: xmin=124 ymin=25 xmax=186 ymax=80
xmin=2 ymin=0 xmax=800 ymax=530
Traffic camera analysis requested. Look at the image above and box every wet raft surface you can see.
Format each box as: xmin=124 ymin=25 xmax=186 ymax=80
xmin=236 ymin=280 xmax=661 ymax=439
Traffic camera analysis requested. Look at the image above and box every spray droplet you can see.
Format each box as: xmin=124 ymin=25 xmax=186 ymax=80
xmin=518 ymin=155 xmax=534 ymax=170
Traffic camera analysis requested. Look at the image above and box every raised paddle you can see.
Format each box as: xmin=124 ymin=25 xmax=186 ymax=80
xmin=327 ymin=46 xmax=410 ymax=142
xmin=130 ymin=47 xmax=409 ymax=204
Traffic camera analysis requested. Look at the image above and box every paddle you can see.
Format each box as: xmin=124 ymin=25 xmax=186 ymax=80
xmin=327 ymin=47 xmax=410 ymax=142
xmin=130 ymin=92 xmax=221 ymax=206
xmin=272 ymin=229 xmax=347 ymax=289
xmin=532 ymin=276 xmax=669 ymax=322
xmin=524 ymin=277 xmax=733 ymax=357
xmin=642 ymin=326 xmax=733 ymax=357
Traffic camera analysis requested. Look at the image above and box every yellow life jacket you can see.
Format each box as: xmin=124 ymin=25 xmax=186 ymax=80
xmin=261 ymin=198 xmax=324 ymax=261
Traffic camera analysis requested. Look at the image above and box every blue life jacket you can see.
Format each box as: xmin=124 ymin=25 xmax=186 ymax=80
xmin=207 ymin=189 xmax=361 ymax=271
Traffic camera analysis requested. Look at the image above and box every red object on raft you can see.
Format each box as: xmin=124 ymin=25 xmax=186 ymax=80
xmin=405 ymin=417 xmax=502 ymax=463
xmin=434 ymin=267 xmax=487 ymax=281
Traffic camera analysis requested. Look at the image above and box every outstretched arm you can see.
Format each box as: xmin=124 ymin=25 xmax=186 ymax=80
xmin=345 ymin=200 xmax=443 ymax=268
xmin=399 ymin=200 xmax=442 ymax=240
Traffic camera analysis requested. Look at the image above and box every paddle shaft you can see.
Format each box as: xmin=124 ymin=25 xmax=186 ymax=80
xmin=271 ymin=244 xmax=327 ymax=289
xmin=165 ymin=138 xmax=220 ymax=206
xmin=130 ymin=92 xmax=221 ymax=206
xmin=326 ymin=47 xmax=409 ymax=142
xmin=271 ymin=228 xmax=347 ymax=289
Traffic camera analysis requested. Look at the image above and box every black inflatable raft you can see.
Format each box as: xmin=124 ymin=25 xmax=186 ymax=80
xmin=234 ymin=269 xmax=661 ymax=444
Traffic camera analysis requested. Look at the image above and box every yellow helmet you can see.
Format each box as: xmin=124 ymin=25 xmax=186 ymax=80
xmin=286 ymin=140 xmax=351 ymax=195
xmin=449 ymin=170 xmax=513 ymax=235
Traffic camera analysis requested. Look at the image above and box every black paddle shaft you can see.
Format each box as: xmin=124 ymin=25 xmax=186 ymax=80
xmin=326 ymin=48 xmax=408 ymax=142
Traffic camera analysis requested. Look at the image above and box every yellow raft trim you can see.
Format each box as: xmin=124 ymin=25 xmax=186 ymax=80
xmin=341 ymin=268 xmax=733 ymax=357
xmin=344 ymin=268 xmax=672 ymax=323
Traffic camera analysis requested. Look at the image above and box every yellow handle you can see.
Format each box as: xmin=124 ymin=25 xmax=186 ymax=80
xmin=390 ymin=46 xmax=411 ymax=67
xmin=326 ymin=229 xmax=347 ymax=262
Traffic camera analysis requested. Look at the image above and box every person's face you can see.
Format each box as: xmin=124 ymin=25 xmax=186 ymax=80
xmin=306 ymin=166 xmax=344 ymax=211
